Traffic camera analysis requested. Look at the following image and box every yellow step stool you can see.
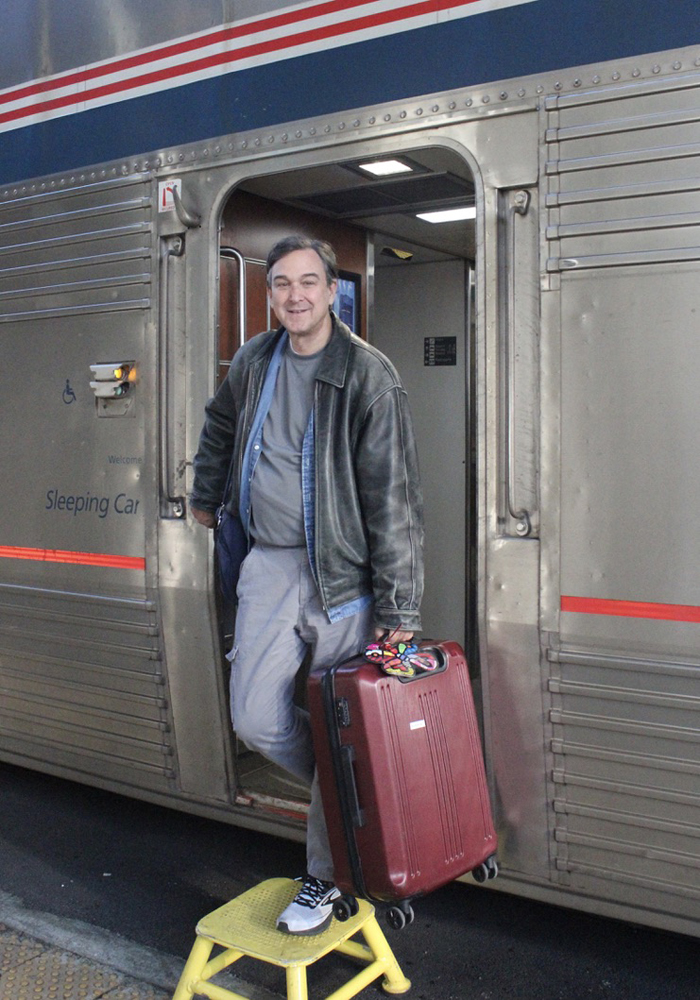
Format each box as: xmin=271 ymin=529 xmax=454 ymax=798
xmin=172 ymin=878 xmax=411 ymax=1000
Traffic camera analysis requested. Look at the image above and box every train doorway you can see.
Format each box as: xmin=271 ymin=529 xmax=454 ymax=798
xmin=216 ymin=145 xmax=477 ymax=813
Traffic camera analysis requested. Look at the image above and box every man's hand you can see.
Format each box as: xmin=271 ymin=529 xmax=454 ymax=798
xmin=374 ymin=627 xmax=414 ymax=644
xmin=191 ymin=506 xmax=217 ymax=529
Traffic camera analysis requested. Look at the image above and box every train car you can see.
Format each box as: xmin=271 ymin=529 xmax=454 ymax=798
xmin=1 ymin=0 xmax=699 ymax=938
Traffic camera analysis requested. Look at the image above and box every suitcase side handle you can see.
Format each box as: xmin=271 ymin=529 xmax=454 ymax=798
xmin=320 ymin=666 xmax=370 ymax=899
xmin=340 ymin=744 xmax=365 ymax=828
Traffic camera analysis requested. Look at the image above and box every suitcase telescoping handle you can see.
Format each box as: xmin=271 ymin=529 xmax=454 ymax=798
xmin=340 ymin=744 xmax=365 ymax=828
xmin=321 ymin=663 xmax=371 ymax=900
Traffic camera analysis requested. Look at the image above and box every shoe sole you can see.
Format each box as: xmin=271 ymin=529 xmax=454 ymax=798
xmin=276 ymin=911 xmax=334 ymax=936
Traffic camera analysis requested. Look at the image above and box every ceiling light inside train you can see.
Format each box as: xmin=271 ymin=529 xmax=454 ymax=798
xmin=416 ymin=206 xmax=476 ymax=223
xmin=356 ymin=159 xmax=414 ymax=176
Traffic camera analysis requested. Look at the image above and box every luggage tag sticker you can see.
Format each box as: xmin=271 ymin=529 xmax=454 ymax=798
xmin=364 ymin=638 xmax=440 ymax=678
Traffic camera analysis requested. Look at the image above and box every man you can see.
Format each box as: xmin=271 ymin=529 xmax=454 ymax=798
xmin=190 ymin=235 xmax=423 ymax=934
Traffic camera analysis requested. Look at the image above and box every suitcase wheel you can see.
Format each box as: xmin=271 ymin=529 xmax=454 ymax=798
xmin=386 ymin=902 xmax=415 ymax=931
xmin=333 ymin=894 xmax=359 ymax=922
xmin=472 ymin=854 xmax=499 ymax=883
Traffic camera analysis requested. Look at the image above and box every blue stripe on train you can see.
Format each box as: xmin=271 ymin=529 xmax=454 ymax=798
xmin=2 ymin=0 xmax=699 ymax=186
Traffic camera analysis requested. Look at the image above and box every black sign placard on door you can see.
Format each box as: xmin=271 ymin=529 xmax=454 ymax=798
xmin=424 ymin=336 xmax=457 ymax=366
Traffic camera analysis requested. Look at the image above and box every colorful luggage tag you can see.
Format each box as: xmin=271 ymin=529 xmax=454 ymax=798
xmin=364 ymin=634 xmax=441 ymax=678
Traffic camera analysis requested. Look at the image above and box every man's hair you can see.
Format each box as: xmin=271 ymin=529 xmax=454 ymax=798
xmin=266 ymin=235 xmax=339 ymax=287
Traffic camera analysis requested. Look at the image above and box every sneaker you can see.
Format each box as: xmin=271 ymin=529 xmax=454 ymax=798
xmin=276 ymin=875 xmax=340 ymax=935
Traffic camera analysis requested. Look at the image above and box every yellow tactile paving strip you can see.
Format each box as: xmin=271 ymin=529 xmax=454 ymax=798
xmin=0 ymin=929 xmax=46 ymax=971
xmin=0 ymin=926 xmax=170 ymax=1000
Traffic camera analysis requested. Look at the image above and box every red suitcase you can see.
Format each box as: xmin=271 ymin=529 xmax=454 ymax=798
xmin=308 ymin=640 xmax=498 ymax=927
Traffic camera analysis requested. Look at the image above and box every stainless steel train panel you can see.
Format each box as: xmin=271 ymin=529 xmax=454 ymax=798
xmin=0 ymin=178 xmax=154 ymax=563
xmin=556 ymin=266 xmax=700 ymax=619
xmin=0 ymin=172 xmax=185 ymax=796
xmin=479 ymin=139 xmax=547 ymax=880
xmin=548 ymin=72 xmax=700 ymax=626
xmin=543 ymin=73 xmax=700 ymax=919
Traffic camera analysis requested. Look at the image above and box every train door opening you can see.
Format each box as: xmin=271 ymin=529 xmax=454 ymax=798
xmin=216 ymin=146 xmax=477 ymax=813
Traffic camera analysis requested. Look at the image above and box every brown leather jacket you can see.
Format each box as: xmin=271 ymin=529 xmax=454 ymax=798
xmin=191 ymin=316 xmax=424 ymax=631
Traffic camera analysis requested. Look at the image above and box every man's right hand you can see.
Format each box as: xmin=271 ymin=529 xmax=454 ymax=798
xmin=191 ymin=506 xmax=217 ymax=529
xmin=374 ymin=627 xmax=414 ymax=644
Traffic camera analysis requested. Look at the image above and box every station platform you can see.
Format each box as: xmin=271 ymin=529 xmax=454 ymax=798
xmin=0 ymin=911 xmax=278 ymax=1000
xmin=0 ymin=921 xmax=172 ymax=1000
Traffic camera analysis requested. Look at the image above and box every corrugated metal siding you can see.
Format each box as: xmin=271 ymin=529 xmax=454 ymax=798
xmin=0 ymin=175 xmax=152 ymax=322
xmin=549 ymin=648 xmax=700 ymax=916
xmin=544 ymin=75 xmax=700 ymax=272
xmin=0 ymin=584 xmax=176 ymax=789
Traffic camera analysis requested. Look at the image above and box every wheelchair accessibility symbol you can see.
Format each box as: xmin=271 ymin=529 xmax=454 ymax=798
xmin=62 ymin=379 xmax=77 ymax=404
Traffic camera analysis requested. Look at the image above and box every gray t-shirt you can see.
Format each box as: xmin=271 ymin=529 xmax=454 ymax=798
xmin=249 ymin=341 xmax=324 ymax=547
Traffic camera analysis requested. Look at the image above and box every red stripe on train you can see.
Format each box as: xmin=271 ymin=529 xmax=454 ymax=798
xmin=561 ymin=595 xmax=700 ymax=624
xmin=0 ymin=545 xmax=145 ymax=570
xmin=0 ymin=0 xmax=481 ymax=124
xmin=0 ymin=0 xmax=383 ymax=104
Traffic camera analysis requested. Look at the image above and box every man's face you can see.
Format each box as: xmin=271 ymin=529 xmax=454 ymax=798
xmin=267 ymin=248 xmax=337 ymax=343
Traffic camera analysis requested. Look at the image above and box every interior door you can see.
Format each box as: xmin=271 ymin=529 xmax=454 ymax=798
xmin=373 ymin=258 xmax=470 ymax=645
